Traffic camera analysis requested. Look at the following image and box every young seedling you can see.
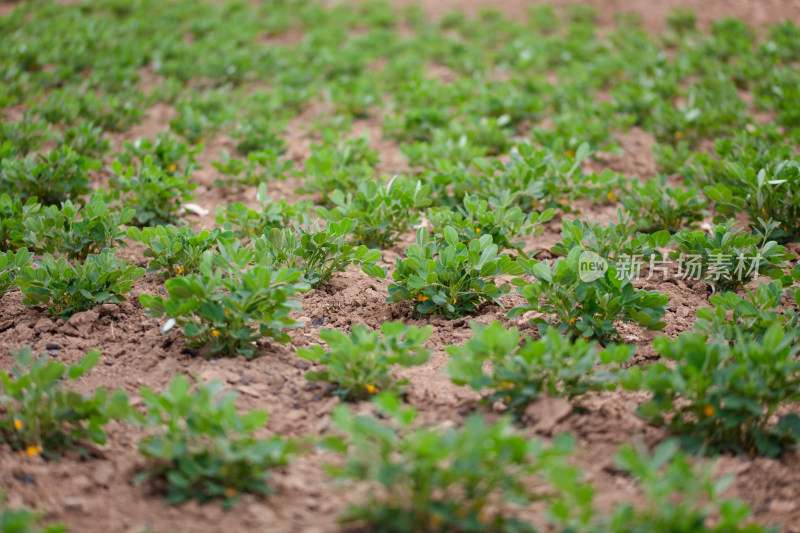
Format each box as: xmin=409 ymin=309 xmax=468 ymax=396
xmin=0 ymin=347 xmax=130 ymax=459
xmin=215 ymin=183 xmax=312 ymax=241
xmin=136 ymin=376 xmax=298 ymax=507
xmin=108 ymin=158 xmax=197 ymax=227
xmin=669 ymin=219 xmax=792 ymax=293
xmin=383 ymin=226 xmax=522 ymax=319
xmin=16 ymin=250 xmax=145 ymax=319
xmin=317 ymin=177 xmax=432 ymax=249
xmin=140 ymin=257 xmax=308 ymax=359
xmin=298 ymin=321 xmax=432 ymax=401
xmin=323 ymin=393 xmax=576 ymax=533
xmin=447 ymin=322 xmax=632 ymax=419
xmin=253 ymin=218 xmax=385 ymax=289
xmin=509 ymin=248 xmax=669 ymax=343
xmin=22 ymin=194 xmax=134 ymax=260
xmin=0 ymin=248 xmax=32 ymax=295
xmin=127 ymin=225 xmax=235 ymax=278
xmin=623 ymin=325 xmax=800 ymax=457
xmin=428 ymin=193 xmax=555 ymax=258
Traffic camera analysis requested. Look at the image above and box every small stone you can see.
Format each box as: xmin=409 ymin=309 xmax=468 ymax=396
xmin=294 ymin=359 xmax=310 ymax=370
xmin=72 ymin=475 xmax=92 ymax=491
xmin=97 ymin=304 xmax=119 ymax=317
xmin=524 ymin=396 xmax=573 ymax=435
xmin=63 ymin=497 xmax=85 ymax=512
xmin=311 ymin=316 xmax=324 ymax=327
xmin=199 ymin=368 xmax=239 ymax=384
xmin=34 ymin=318 xmax=56 ymax=334
xmin=769 ymin=499 xmax=796 ymax=513
xmin=45 ymin=343 xmax=61 ymax=351
xmin=238 ymin=385 xmax=261 ymax=398
xmin=92 ymin=463 xmax=114 ymax=487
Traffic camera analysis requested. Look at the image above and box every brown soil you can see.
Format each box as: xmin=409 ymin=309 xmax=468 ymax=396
xmin=3 ymin=1 xmax=800 ymax=532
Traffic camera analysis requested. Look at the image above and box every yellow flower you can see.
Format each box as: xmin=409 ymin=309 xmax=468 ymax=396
xmin=224 ymin=487 xmax=236 ymax=498
xmin=248 ymin=229 xmax=254 ymax=234
xmin=14 ymin=419 xmax=23 ymax=431
xmin=175 ymin=266 xmax=184 ymax=275
xmin=211 ymin=329 xmax=220 ymax=337
xmin=224 ymin=308 xmax=230 ymax=316
xmin=566 ymin=150 xmax=575 ymax=157
xmin=606 ymin=192 xmax=616 ymax=201
xmin=568 ymin=317 xmax=576 ymax=324
xmin=26 ymin=445 xmax=41 ymax=457
xmin=452 ymin=298 xmax=457 ymax=304
xmin=168 ymin=164 xmax=177 ymax=172
xmin=365 ymin=384 xmax=379 ymax=394
xmin=499 ymin=381 xmax=514 ymax=390
xmin=703 ymin=405 xmax=715 ymax=418
xmin=674 ymin=131 xmax=684 ymax=139
xmin=560 ymin=198 xmax=568 ymax=205
xmin=531 ymin=201 xmax=539 ymax=207
xmin=475 ymin=227 xmax=481 ymax=233
xmin=417 ymin=294 xmax=429 ymax=302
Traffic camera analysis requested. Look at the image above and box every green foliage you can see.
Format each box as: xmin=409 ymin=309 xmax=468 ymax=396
xmin=215 ymin=184 xmax=312 ymax=241
xmin=704 ymin=161 xmax=800 ymax=243
xmin=253 ymin=218 xmax=385 ymax=289
xmin=669 ymin=219 xmax=792 ymax=292
xmin=0 ymin=193 xmax=41 ymax=252
xmin=0 ymin=492 xmax=66 ymax=533
xmin=450 ymin=143 xmax=621 ymax=214
xmin=137 ymin=376 xmax=297 ymax=507
xmin=16 ymin=250 xmax=145 ymax=319
xmin=140 ymin=259 xmax=307 ymax=359
xmin=598 ymin=440 xmax=770 ymax=533
xmin=323 ymin=394 xmax=575 ymax=533
xmin=127 ymin=225 xmax=234 ymax=277
xmin=621 ymin=176 xmax=706 ymax=233
xmin=550 ymin=211 xmax=672 ymax=264
xmin=386 ymin=226 xmax=522 ymax=319
xmin=170 ymin=90 xmax=235 ymax=144
xmin=0 ymin=347 xmax=129 ymax=459
xmin=509 ymin=249 xmax=669 ymax=343
xmin=0 ymin=248 xmax=32 ymax=295
xmin=428 ymin=194 xmax=555 ymax=258
xmin=211 ymin=149 xmax=292 ymax=189
xmin=117 ymin=133 xmax=202 ymax=175
xmin=0 ymin=147 xmax=100 ymax=205
xmin=694 ymin=280 xmax=800 ymax=344
xmin=58 ymin=123 xmax=110 ymax=158
xmin=108 ymin=159 xmax=197 ymax=227
xmin=623 ymin=325 xmax=800 ymax=457
xmin=447 ymin=322 xmax=632 ymax=418
xmin=230 ymin=118 xmax=288 ymax=156
xmin=317 ymin=177 xmax=432 ymax=249
xmin=22 ymin=195 xmax=134 ymax=260
xmin=298 ymin=322 xmax=432 ymax=401
xmin=295 ymin=134 xmax=379 ymax=200
xmin=0 ymin=114 xmax=51 ymax=156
